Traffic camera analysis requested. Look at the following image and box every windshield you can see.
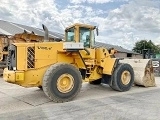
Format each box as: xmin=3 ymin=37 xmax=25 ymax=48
xmin=79 ymin=27 xmax=91 ymax=47
xmin=66 ymin=27 xmax=74 ymax=42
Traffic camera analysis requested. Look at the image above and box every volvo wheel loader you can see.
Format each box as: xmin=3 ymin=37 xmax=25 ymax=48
xmin=3 ymin=23 xmax=154 ymax=102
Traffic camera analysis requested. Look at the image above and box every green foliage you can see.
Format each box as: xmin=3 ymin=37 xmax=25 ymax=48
xmin=132 ymin=40 xmax=160 ymax=54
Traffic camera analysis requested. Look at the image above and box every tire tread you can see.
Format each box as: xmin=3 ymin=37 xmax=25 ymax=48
xmin=43 ymin=63 xmax=82 ymax=103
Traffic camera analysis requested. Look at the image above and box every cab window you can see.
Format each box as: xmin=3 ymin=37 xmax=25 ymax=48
xmin=66 ymin=27 xmax=74 ymax=42
xmin=79 ymin=27 xmax=90 ymax=47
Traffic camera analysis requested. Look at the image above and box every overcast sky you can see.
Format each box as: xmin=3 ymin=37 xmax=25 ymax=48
xmin=0 ymin=0 xmax=160 ymax=50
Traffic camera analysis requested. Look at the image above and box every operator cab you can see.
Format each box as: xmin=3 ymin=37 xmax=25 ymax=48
xmin=65 ymin=23 xmax=98 ymax=48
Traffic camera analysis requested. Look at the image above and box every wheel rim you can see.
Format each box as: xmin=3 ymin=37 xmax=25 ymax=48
xmin=57 ymin=74 xmax=74 ymax=93
xmin=121 ymin=70 xmax=131 ymax=85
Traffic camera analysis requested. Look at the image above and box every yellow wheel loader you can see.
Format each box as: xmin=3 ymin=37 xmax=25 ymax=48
xmin=3 ymin=23 xmax=154 ymax=102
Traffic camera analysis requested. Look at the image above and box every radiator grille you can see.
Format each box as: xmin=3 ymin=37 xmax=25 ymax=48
xmin=27 ymin=47 xmax=35 ymax=68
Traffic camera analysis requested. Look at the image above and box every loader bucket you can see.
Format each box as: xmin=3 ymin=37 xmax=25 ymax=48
xmin=120 ymin=59 xmax=156 ymax=87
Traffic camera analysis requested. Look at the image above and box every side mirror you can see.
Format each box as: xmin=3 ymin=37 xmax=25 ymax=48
xmin=94 ymin=26 xmax=99 ymax=36
xmin=96 ymin=27 xmax=99 ymax=36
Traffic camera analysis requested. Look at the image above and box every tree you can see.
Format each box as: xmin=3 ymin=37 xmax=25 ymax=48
xmin=132 ymin=40 xmax=160 ymax=54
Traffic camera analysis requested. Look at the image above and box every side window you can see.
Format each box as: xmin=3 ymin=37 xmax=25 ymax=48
xmin=79 ymin=27 xmax=90 ymax=47
xmin=66 ymin=27 xmax=74 ymax=42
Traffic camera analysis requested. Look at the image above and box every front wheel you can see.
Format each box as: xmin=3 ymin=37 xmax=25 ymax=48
xmin=110 ymin=63 xmax=134 ymax=92
xmin=42 ymin=63 xmax=82 ymax=103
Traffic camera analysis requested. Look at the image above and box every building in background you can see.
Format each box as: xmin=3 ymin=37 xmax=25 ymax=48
xmin=0 ymin=20 xmax=64 ymax=39
xmin=0 ymin=20 xmax=142 ymax=59
xmin=95 ymin=42 xmax=142 ymax=59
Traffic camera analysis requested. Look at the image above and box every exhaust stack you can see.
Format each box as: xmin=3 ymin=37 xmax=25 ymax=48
xmin=42 ymin=24 xmax=49 ymax=42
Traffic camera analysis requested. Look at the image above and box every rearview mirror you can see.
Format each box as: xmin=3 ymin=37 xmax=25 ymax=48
xmin=94 ymin=26 xmax=99 ymax=36
xmin=96 ymin=27 xmax=99 ymax=36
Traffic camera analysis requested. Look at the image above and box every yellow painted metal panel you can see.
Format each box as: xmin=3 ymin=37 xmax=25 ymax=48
xmin=15 ymin=72 xmax=24 ymax=82
xmin=17 ymin=46 xmax=26 ymax=70
xmin=34 ymin=42 xmax=62 ymax=69
xmin=71 ymin=52 xmax=86 ymax=69
xmin=103 ymin=58 xmax=116 ymax=75
xmin=95 ymin=48 xmax=110 ymax=66
xmin=88 ymin=66 xmax=102 ymax=81
xmin=3 ymin=66 xmax=50 ymax=87
xmin=80 ymin=48 xmax=95 ymax=59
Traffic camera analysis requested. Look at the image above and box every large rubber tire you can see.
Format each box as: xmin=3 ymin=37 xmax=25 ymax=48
xmin=42 ymin=63 xmax=82 ymax=103
xmin=89 ymin=79 xmax=101 ymax=85
xmin=110 ymin=63 xmax=134 ymax=92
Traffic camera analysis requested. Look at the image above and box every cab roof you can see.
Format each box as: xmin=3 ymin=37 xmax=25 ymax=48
xmin=65 ymin=23 xmax=96 ymax=30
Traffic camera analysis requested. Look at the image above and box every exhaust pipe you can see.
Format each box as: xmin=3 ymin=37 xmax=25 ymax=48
xmin=42 ymin=24 xmax=49 ymax=42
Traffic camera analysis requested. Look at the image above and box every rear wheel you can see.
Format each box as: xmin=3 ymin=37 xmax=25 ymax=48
xmin=42 ymin=63 xmax=82 ymax=103
xmin=110 ymin=63 xmax=134 ymax=92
